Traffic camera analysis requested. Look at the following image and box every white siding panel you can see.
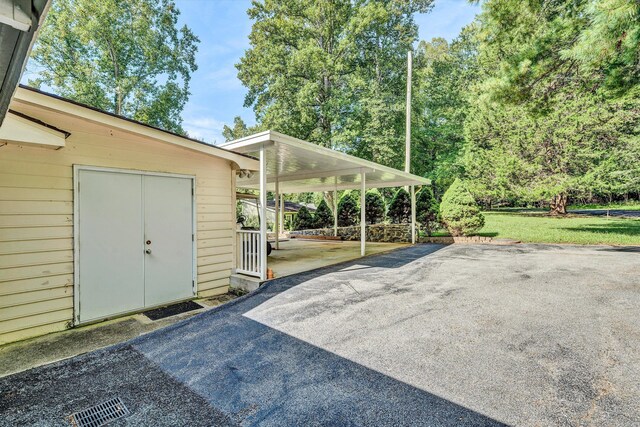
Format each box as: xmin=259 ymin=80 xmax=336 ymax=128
xmin=0 ymin=126 xmax=235 ymax=344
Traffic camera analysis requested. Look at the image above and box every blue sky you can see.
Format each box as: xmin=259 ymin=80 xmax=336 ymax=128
xmin=177 ymin=0 xmax=480 ymax=144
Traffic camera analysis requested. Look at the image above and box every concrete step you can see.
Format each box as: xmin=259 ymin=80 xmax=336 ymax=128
xmin=230 ymin=273 xmax=263 ymax=293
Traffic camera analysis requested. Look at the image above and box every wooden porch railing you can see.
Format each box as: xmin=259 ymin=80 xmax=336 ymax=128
xmin=235 ymin=229 xmax=261 ymax=277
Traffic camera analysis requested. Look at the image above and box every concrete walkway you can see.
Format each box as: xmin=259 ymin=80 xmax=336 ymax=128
xmin=1 ymin=243 xmax=639 ymax=426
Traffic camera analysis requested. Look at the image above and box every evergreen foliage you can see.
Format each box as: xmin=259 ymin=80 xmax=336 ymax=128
xmin=416 ymin=187 xmax=439 ymax=235
xmin=293 ymin=206 xmax=315 ymax=230
xmin=462 ymin=0 xmax=640 ymax=213
xmin=364 ymin=189 xmax=386 ymax=224
xmin=337 ymin=191 xmax=360 ymax=227
xmin=387 ymin=188 xmax=411 ymax=224
xmin=313 ymin=199 xmax=334 ymax=229
xmin=440 ymin=179 xmax=484 ymax=236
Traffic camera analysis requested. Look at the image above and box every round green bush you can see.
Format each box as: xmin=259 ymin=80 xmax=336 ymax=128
xmin=440 ymin=179 xmax=485 ymax=236
xmin=364 ymin=189 xmax=385 ymax=224
xmin=337 ymin=191 xmax=359 ymax=227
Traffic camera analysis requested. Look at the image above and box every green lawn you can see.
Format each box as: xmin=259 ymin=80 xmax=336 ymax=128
xmin=477 ymin=211 xmax=640 ymax=245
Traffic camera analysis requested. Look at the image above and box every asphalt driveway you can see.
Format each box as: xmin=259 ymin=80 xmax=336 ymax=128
xmin=1 ymin=243 xmax=639 ymax=426
xmin=570 ymin=209 xmax=640 ymax=218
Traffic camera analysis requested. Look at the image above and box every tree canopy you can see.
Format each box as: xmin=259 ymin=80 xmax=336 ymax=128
xmin=235 ymin=0 xmax=640 ymax=211
xmin=460 ymin=0 xmax=640 ymax=212
xmin=29 ymin=0 xmax=199 ymax=134
xmin=222 ymin=116 xmax=262 ymax=142
xmin=237 ymin=0 xmax=432 ymax=169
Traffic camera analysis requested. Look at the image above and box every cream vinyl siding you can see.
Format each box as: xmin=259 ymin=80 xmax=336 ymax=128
xmin=0 ymin=129 xmax=236 ymax=345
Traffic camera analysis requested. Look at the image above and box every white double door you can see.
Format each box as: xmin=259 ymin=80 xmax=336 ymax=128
xmin=76 ymin=168 xmax=194 ymax=323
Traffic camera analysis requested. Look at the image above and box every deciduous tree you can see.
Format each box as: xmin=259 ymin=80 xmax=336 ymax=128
xmin=237 ymin=0 xmax=432 ymax=169
xmin=29 ymin=0 xmax=199 ymax=134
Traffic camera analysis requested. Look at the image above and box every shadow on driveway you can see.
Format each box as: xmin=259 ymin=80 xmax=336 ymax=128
xmin=0 ymin=245 xmax=505 ymax=426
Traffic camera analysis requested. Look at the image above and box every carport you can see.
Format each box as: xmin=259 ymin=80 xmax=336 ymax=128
xmin=222 ymin=131 xmax=430 ymax=281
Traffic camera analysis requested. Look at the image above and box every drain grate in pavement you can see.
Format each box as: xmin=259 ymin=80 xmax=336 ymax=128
xmin=68 ymin=397 xmax=129 ymax=427
xmin=143 ymin=300 xmax=203 ymax=321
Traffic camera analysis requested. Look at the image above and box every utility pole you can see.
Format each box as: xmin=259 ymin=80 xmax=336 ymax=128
xmin=405 ymin=50 xmax=412 ymax=174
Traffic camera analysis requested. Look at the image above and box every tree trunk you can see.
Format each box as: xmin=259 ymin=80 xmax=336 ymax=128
xmin=549 ymin=194 xmax=568 ymax=215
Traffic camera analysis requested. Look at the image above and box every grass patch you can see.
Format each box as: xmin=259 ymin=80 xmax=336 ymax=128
xmin=477 ymin=211 xmax=640 ymax=245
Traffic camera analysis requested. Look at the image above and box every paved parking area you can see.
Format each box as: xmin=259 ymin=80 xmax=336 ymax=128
xmin=268 ymin=238 xmax=408 ymax=278
xmin=1 ymin=243 xmax=639 ymax=426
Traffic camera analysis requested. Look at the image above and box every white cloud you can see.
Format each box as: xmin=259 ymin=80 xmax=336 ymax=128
xmin=183 ymin=116 xmax=227 ymax=145
xmin=204 ymin=63 xmax=243 ymax=90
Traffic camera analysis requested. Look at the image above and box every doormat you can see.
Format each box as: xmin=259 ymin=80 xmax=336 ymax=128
xmin=143 ymin=301 xmax=203 ymax=321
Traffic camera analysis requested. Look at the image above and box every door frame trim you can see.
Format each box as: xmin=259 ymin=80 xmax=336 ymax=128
xmin=73 ymin=164 xmax=197 ymax=325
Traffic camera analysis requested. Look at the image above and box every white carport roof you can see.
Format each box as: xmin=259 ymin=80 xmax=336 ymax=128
xmin=221 ymin=130 xmax=430 ymax=193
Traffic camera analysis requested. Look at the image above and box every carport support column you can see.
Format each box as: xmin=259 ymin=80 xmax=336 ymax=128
xmin=259 ymin=145 xmax=267 ymax=281
xmin=279 ymin=196 xmax=284 ymax=234
xmin=411 ymin=185 xmax=416 ymax=244
xmin=274 ymin=178 xmax=280 ymax=250
xmin=360 ymin=170 xmax=366 ymax=257
xmin=333 ymin=179 xmax=338 ymax=237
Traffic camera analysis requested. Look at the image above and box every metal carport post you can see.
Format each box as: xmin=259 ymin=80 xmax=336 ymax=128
xmin=259 ymin=144 xmax=267 ymax=281
xmin=361 ymin=169 xmax=366 ymax=257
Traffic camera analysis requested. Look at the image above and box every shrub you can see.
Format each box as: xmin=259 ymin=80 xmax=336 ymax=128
xmin=416 ymin=186 xmax=439 ymax=236
xmin=440 ymin=179 xmax=485 ymax=236
xmin=313 ymin=199 xmax=334 ymax=229
xmin=364 ymin=189 xmax=385 ymax=224
xmin=387 ymin=188 xmax=411 ymax=224
xmin=293 ymin=205 xmax=315 ymax=230
xmin=337 ymin=191 xmax=359 ymax=226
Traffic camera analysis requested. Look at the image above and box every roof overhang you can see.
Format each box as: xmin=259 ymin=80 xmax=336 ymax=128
xmin=222 ymin=130 xmax=430 ymax=193
xmin=10 ymin=86 xmax=259 ymax=170
xmin=0 ymin=109 xmax=67 ymax=148
xmin=0 ymin=0 xmax=50 ymax=125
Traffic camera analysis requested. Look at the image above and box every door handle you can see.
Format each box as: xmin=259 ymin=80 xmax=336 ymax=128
xmin=145 ymin=249 xmax=152 ymax=254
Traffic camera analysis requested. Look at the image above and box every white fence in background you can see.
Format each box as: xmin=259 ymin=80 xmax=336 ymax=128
xmin=236 ymin=229 xmax=261 ymax=277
